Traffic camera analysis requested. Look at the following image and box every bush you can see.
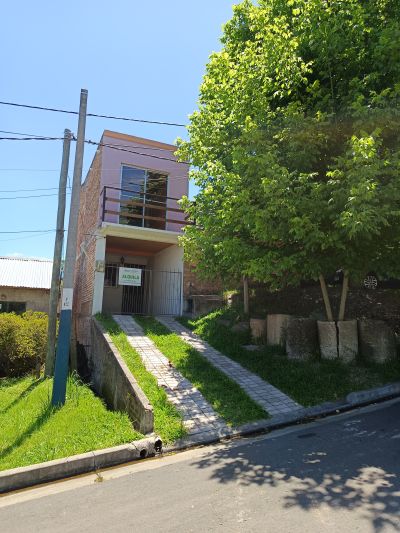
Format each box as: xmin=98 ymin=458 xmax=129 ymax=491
xmin=0 ymin=311 xmax=48 ymax=377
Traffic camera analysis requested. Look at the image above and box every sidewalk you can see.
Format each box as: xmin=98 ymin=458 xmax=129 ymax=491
xmin=112 ymin=315 xmax=230 ymax=439
xmin=156 ymin=316 xmax=301 ymax=416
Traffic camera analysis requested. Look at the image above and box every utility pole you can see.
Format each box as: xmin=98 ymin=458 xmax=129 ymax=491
xmin=52 ymin=89 xmax=88 ymax=406
xmin=45 ymin=129 xmax=71 ymax=377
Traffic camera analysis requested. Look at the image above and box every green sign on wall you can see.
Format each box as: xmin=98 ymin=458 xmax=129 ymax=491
xmin=118 ymin=267 xmax=142 ymax=286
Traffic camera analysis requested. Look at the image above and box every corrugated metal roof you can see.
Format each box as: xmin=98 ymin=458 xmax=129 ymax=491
xmin=0 ymin=257 xmax=53 ymax=290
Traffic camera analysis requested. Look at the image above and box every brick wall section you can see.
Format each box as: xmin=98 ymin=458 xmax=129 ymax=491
xmin=0 ymin=287 xmax=50 ymax=313
xmin=74 ymin=147 xmax=103 ymax=346
xmin=183 ymin=263 xmax=223 ymax=298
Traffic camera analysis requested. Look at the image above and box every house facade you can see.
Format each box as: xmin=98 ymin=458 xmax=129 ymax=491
xmin=74 ymin=130 xmax=190 ymax=346
xmin=0 ymin=257 xmax=52 ymax=313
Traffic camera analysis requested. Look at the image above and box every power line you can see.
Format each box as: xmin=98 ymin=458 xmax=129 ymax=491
xmin=0 ymin=137 xmax=64 ymax=143
xmin=87 ymin=139 xmax=189 ymax=165
xmin=0 ymin=230 xmax=56 ymax=242
xmin=0 ymin=100 xmax=187 ymax=127
xmin=0 ymin=191 xmax=71 ymax=200
xmin=0 ymin=187 xmax=59 ymax=193
xmin=0 ymin=129 xmax=60 ymax=138
xmin=0 ymin=135 xmax=189 ymax=164
xmin=0 ymin=168 xmax=59 ymax=172
xmin=1 ymin=130 xmax=178 ymax=153
xmin=0 ymin=229 xmax=58 ymax=234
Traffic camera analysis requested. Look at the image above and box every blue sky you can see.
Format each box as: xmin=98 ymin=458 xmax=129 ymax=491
xmin=0 ymin=1 xmax=238 ymax=259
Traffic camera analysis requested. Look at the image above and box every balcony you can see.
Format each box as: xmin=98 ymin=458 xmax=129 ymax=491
xmin=100 ymin=186 xmax=190 ymax=233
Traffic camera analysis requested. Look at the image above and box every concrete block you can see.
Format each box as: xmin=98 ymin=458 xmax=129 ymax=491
xmin=317 ymin=321 xmax=338 ymax=360
xmin=250 ymin=318 xmax=267 ymax=342
xmin=267 ymin=314 xmax=292 ymax=347
xmin=231 ymin=321 xmax=250 ymax=334
xmin=91 ymin=319 xmax=154 ymax=434
xmin=358 ymin=319 xmax=397 ymax=363
xmin=338 ymin=320 xmax=358 ymax=363
xmin=286 ymin=318 xmax=319 ymax=360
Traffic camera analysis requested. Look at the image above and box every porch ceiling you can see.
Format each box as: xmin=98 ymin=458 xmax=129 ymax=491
xmin=106 ymin=236 xmax=173 ymax=257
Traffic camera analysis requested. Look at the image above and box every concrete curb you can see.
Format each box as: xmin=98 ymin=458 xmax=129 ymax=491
xmin=164 ymin=381 xmax=400 ymax=454
xmin=0 ymin=436 xmax=162 ymax=494
xmin=2 ymin=382 xmax=399 ymax=494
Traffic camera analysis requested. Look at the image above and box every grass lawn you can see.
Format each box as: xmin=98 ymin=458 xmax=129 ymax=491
xmin=0 ymin=375 xmax=143 ymax=472
xmin=179 ymin=309 xmax=400 ymax=407
xmin=97 ymin=315 xmax=186 ymax=443
xmin=135 ymin=316 xmax=267 ymax=426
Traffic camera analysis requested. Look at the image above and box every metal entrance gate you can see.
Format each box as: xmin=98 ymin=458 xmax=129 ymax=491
xmin=106 ymin=264 xmax=182 ymax=315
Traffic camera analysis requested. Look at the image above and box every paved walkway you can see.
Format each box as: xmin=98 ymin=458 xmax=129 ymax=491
xmin=156 ymin=316 xmax=302 ymax=416
xmin=112 ymin=315 xmax=230 ymax=438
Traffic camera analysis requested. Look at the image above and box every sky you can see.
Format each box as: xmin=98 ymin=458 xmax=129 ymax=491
xmin=0 ymin=0 xmax=239 ymax=259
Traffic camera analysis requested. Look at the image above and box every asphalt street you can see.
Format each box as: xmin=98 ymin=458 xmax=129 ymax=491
xmin=1 ymin=398 xmax=399 ymax=533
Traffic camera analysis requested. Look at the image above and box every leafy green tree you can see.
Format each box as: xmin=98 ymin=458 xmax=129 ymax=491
xmin=178 ymin=0 xmax=400 ymax=320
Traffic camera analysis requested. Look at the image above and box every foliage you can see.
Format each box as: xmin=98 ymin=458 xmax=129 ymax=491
xmin=96 ymin=314 xmax=186 ymax=444
xmin=136 ymin=315 xmax=266 ymax=425
xmin=0 ymin=311 xmax=48 ymax=377
xmin=178 ymin=0 xmax=400 ymax=309
xmin=0 ymin=374 xmax=142 ymax=471
xmin=179 ymin=309 xmax=400 ymax=407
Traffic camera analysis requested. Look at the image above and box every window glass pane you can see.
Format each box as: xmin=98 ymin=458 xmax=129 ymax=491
xmin=145 ymin=172 xmax=168 ymax=229
xmin=0 ymin=301 xmax=26 ymax=314
xmin=120 ymin=166 xmax=146 ymax=226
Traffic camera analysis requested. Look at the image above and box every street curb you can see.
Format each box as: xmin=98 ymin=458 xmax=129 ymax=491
xmin=0 ymin=436 xmax=162 ymax=495
xmin=164 ymin=381 xmax=400 ymax=454
xmin=2 ymin=382 xmax=399 ymax=494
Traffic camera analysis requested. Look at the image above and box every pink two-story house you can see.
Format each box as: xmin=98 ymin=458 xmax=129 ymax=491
xmin=74 ymin=130 xmax=189 ymax=346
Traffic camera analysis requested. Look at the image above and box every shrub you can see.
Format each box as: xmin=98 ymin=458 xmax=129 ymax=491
xmin=0 ymin=311 xmax=48 ymax=377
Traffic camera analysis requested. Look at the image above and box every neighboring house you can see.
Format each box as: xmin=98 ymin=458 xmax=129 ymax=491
xmin=0 ymin=257 xmax=52 ymax=313
xmin=74 ymin=130 xmax=190 ymax=346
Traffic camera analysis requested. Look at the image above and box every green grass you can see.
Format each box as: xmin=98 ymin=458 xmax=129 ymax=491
xmin=135 ymin=316 xmax=267 ymax=426
xmin=0 ymin=374 xmax=143 ymax=472
xmin=97 ymin=314 xmax=186 ymax=444
xmin=179 ymin=309 xmax=400 ymax=407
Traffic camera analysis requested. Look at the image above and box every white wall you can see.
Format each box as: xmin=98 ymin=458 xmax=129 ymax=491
xmin=151 ymin=245 xmax=183 ymax=315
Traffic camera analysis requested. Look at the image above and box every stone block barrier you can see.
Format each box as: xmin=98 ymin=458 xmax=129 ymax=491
xmin=250 ymin=318 xmax=267 ymax=342
xmin=338 ymin=320 xmax=358 ymax=362
xmin=267 ymin=314 xmax=291 ymax=347
xmin=358 ymin=319 xmax=397 ymax=363
xmin=286 ymin=318 xmax=319 ymax=360
xmin=317 ymin=321 xmax=338 ymax=360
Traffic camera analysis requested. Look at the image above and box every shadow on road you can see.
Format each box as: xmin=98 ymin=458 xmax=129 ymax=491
xmin=191 ymin=403 xmax=400 ymax=532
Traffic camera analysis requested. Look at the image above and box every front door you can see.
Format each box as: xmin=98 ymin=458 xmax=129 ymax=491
xmin=121 ymin=265 xmax=149 ymax=314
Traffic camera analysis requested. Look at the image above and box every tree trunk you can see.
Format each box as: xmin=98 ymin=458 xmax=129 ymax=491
xmin=243 ymin=276 xmax=249 ymax=315
xmin=319 ymin=274 xmax=334 ymax=321
xmin=338 ymin=270 xmax=349 ymax=321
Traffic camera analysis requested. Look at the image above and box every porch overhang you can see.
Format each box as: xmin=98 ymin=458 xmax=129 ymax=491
xmin=99 ymin=222 xmax=180 ymax=245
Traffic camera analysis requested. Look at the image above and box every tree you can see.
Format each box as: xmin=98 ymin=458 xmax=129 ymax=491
xmin=178 ymin=0 xmax=400 ymax=320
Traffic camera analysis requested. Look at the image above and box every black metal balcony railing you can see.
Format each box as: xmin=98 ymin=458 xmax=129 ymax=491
xmin=100 ymin=186 xmax=190 ymax=231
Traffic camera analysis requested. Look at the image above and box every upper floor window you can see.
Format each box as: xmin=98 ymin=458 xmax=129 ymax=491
xmin=119 ymin=166 xmax=168 ymax=230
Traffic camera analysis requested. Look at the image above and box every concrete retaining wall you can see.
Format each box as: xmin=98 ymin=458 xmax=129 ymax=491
xmin=89 ymin=318 xmax=154 ymax=434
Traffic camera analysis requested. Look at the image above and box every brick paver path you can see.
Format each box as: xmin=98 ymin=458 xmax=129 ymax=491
xmin=156 ymin=316 xmax=302 ymax=416
xmin=112 ymin=315 xmax=230 ymax=438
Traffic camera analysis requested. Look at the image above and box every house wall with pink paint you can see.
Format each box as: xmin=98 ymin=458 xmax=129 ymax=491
xmin=100 ymin=131 xmax=189 ymax=232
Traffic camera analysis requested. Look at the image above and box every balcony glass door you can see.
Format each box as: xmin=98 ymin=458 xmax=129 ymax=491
xmin=119 ymin=166 xmax=168 ymax=229
xmin=120 ymin=167 xmax=146 ymax=227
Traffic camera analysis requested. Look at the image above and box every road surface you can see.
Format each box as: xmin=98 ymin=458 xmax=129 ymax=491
xmin=1 ymin=398 xmax=400 ymax=532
